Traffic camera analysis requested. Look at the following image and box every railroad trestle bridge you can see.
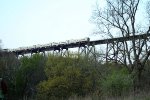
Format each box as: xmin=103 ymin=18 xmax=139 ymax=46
xmin=5 ymin=33 xmax=150 ymax=63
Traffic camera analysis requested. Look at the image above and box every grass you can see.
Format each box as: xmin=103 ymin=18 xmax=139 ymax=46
xmin=68 ymin=91 xmax=150 ymax=100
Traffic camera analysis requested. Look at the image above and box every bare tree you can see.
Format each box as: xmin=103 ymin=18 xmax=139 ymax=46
xmin=92 ymin=0 xmax=150 ymax=81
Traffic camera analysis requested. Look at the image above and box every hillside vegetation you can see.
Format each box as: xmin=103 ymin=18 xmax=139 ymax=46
xmin=1 ymin=51 xmax=150 ymax=100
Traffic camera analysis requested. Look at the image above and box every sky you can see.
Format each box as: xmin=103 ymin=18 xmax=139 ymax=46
xmin=0 ymin=0 xmax=101 ymax=49
xmin=0 ymin=0 xmax=148 ymax=49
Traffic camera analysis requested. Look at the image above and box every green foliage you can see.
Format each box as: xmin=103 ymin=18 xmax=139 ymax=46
xmin=101 ymin=67 xmax=133 ymax=97
xmin=16 ymin=54 xmax=46 ymax=98
xmin=137 ymin=60 xmax=150 ymax=90
xmin=36 ymin=55 xmax=98 ymax=99
xmin=0 ymin=52 xmax=20 ymax=99
xmin=37 ymin=77 xmax=69 ymax=100
xmin=2 ymin=51 xmax=146 ymax=99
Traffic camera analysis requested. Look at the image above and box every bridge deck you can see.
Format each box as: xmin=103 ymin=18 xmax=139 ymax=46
xmin=92 ymin=33 xmax=150 ymax=45
xmin=10 ymin=34 xmax=150 ymax=55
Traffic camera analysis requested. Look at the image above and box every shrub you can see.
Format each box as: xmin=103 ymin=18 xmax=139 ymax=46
xmin=36 ymin=55 xmax=99 ymax=99
xmin=101 ymin=68 xmax=133 ymax=97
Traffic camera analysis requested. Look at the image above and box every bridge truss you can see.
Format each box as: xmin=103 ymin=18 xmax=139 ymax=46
xmin=5 ymin=33 xmax=150 ymax=63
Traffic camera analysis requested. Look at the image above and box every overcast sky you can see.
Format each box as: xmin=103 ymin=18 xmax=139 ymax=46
xmin=0 ymin=0 xmax=103 ymax=49
xmin=0 ymin=0 xmax=148 ymax=49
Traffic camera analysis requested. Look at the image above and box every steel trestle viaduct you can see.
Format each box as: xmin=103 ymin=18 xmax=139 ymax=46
xmin=6 ymin=33 xmax=150 ymax=62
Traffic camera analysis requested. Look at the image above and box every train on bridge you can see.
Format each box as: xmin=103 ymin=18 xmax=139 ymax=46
xmin=2 ymin=33 xmax=150 ymax=57
xmin=7 ymin=37 xmax=90 ymax=52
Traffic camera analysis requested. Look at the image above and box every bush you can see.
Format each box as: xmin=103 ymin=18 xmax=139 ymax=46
xmin=15 ymin=54 xmax=46 ymax=98
xmin=36 ymin=55 xmax=99 ymax=99
xmin=37 ymin=76 xmax=70 ymax=100
xmin=101 ymin=67 xmax=133 ymax=97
